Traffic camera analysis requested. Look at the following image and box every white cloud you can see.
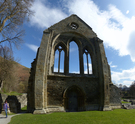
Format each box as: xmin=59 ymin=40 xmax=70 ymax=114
xmin=111 ymin=67 xmax=135 ymax=86
xmin=25 ymin=43 xmax=39 ymax=52
xmin=72 ymin=71 xmax=80 ymax=74
xmin=111 ymin=65 xmax=117 ymax=68
xmin=63 ymin=0 xmax=135 ymax=62
xmin=126 ymin=10 xmax=129 ymax=14
xmin=122 ymin=80 xmax=132 ymax=86
xmin=29 ymin=0 xmax=67 ymax=29
xmin=54 ymin=67 xmax=64 ymax=72
xmin=127 ymin=31 xmax=135 ymax=62
xmin=84 ymin=63 xmax=92 ymax=74
xmin=28 ymin=0 xmax=135 ymax=86
xmin=29 ymin=0 xmax=135 ymax=62
xmin=109 ymin=61 xmax=117 ymax=68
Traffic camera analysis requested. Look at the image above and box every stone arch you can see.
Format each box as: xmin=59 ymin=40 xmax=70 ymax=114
xmin=51 ymin=32 xmax=96 ymax=75
xmin=67 ymin=37 xmax=82 ymax=48
xmin=83 ymin=45 xmax=97 ymax=75
xmin=52 ymin=41 xmax=67 ymax=74
xmin=52 ymin=31 xmax=94 ymax=49
xmin=67 ymin=37 xmax=83 ymax=74
xmin=83 ymin=45 xmax=94 ymax=56
xmin=63 ymin=85 xmax=86 ymax=112
xmin=53 ymin=41 xmax=67 ymax=52
xmin=68 ymin=40 xmax=80 ymax=74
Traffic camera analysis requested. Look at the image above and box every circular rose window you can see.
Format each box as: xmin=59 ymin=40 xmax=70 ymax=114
xmin=69 ymin=22 xmax=79 ymax=30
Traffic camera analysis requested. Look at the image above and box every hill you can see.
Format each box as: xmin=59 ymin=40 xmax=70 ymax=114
xmin=0 ymin=56 xmax=30 ymax=93
xmin=12 ymin=61 xmax=30 ymax=93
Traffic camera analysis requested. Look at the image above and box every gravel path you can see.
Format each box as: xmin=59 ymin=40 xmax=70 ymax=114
xmin=0 ymin=114 xmax=16 ymax=124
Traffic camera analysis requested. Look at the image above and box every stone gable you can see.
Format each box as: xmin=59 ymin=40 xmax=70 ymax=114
xmin=27 ymin=14 xmax=121 ymax=114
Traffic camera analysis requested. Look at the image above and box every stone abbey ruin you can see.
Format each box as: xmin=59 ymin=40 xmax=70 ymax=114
xmin=27 ymin=15 xmax=121 ymax=114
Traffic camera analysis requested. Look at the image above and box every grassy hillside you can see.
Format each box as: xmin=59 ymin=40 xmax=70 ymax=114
xmin=0 ymin=56 xmax=30 ymax=93
xmin=12 ymin=61 xmax=30 ymax=93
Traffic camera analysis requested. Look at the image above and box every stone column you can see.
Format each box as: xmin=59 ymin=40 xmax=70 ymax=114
xmin=65 ymin=43 xmax=69 ymax=74
xmin=97 ymin=39 xmax=111 ymax=111
xmin=33 ymin=31 xmax=51 ymax=114
xmin=79 ymin=47 xmax=84 ymax=75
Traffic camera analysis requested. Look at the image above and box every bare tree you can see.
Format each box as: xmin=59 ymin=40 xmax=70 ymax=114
xmin=0 ymin=46 xmax=14 ymax=91
xmin=0 ymin=0 xmax=34 ymax=47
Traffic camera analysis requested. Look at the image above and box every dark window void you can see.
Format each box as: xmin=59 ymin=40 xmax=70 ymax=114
xmin=54 ymin=46 xmax=64 ymax=73
xmin=83 ymin=49 xmax=92 ymax=74
xmin=69 ymin=41 xmax=80 ymax=74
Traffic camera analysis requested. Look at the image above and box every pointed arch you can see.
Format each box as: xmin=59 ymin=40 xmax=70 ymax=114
xmin=54 ymin=49 xmax=59 ymax=72
xmin=53 ymin=42 xmax=66 ymax=73
xmin=69 ymin=41 xmax=80 ymax=74
xmin=83 ymin=47 xmax=93 ymax=74
xmin=63 ymin=85 xmax=86 ymax=112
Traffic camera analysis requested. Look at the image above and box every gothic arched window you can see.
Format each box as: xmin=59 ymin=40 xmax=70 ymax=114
xmin=83 ymin=49 xmax=92 ymax=74
xmin=69 ymin=41 xmax=80 ymax=74
xmin=54 ymin=45 xmax=64 ymax=73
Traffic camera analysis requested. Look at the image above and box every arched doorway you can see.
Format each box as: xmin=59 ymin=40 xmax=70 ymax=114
xmin=63 ymin=85 xmax=85 ymax=112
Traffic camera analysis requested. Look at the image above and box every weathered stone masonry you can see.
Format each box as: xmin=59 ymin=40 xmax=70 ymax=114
xmin=27 ymin=14 xmax=121 ymax=114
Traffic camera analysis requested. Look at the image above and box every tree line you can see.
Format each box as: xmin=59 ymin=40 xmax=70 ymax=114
xmin=118 ymin=81 xmax=135 ymax=99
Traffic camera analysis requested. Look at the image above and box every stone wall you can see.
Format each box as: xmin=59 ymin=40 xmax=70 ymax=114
xmin=0 ymin=93 xmax=27 ymax=113
xmin=17 ymin=93 xmax=27 ymax=108
xmin=109 ymin=84 xmax=121 ymax=109
xmin=47 ymin=75 xmax=99 ymax=111
xmin=27 ymin=14 xmax=121 ymax=113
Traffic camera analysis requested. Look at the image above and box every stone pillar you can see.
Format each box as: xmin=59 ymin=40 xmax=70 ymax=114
xmin=33 ymin=31 xmax=51 ymax=114
xmin=65 ymin=43 xmax=69 ymax=74
xmin=80 ymin=46 xmax=84 ymax=75
xmin=97 ymin=39 xmax=111 ymax=111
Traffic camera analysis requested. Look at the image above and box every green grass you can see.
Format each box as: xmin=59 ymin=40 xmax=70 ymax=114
xmin=2 ymin=91 xmax=22 ymax=96
xmin=121 ymin=101 xmax=130 ymax=104
xmin=21 ymin=106 xmax=27 ymax=111
xmin=9 ymin=109 xmax=135 ymax=124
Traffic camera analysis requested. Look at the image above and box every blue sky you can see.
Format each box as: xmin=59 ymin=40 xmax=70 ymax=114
xmin=12 ymin=0 xmax=135 ymax=87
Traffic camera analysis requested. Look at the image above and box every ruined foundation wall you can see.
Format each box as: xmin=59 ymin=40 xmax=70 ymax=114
xmin=110 ymin=84 xmax=121 ymax=109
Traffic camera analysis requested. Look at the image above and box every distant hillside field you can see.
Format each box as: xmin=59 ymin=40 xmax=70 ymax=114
xmin=0 ymin=56 xmax=30 ymax=93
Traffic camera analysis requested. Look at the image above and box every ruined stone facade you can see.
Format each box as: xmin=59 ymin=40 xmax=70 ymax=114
xmin=27 ymin=15 xmax=121 ymax=114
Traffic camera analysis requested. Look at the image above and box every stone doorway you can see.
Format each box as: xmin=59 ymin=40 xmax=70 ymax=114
xmin=68 ymin=91 xmax=78 ymax=112
xmin=64 ymin=85 xmax=85 ymax=112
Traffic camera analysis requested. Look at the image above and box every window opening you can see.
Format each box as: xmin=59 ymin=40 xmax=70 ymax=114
xmin=83 ymin=49 xmax=92 ymax=74
xmin=60 ymin=50 xmax=64 ymax=72
xmin=83 ymin=53 xmax=87 ymax=74
xmin=88 ymin=54 xmax=92 ymax=74
xmin=69 ymin=41 xmax=80 ymax=74
xmin=54 ymin=50 xmax=58 ymax=72
xmin=54 ymin=46 xmax=64 ymax=73
xmin=70 ymin=22 xmax=78 ymax=30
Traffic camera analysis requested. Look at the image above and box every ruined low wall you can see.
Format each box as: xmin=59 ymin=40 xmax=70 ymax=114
xmin=109 ymin=84 xmax=121 ymax=107
xmin=0 ymin=93 xmax=27 ymax=113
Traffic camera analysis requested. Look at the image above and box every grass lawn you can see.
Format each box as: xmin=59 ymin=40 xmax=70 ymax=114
xmin=1 ymin=91 xmax=22 ymax=96
xmin=9 ymin=109 xmax=135 ymax=124
xmin=21 ymin=106 xmax=27 ymax=111
xmin=121 ymin=101 xmax=131 ymax=104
